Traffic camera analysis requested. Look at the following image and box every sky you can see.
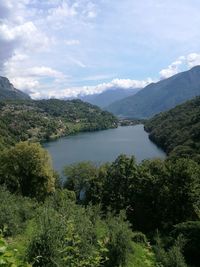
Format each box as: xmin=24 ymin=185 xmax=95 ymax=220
xmin=0 ymin=0 xmax=200 ymax=99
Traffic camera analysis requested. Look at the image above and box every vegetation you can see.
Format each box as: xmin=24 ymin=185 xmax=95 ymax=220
xmin=119 ymin=118 xmax=146 ymax=126
xmin=0 ymin=141 xmax=199 ymax=265
xmin=145 ymin=96 xmax=200 ymax=161
xmin=64 ymin=155 xmax=200 ymax=232
xmin=1 ymin=94 xmax=200 ymax=266
xmin=0 ymin=186 xmax=135 ymax=267
xmin=64 ymin=154 xmax=200 ymax=266
xmin=0 ymin=99 xmax=117 ymax=149
xmin=0 ymin=142 xmax=56 ymax=201
xmin=0 ymin=234 xmax=31 ymax=266
xmin=0 ymin=143 xmax=148 ymax=267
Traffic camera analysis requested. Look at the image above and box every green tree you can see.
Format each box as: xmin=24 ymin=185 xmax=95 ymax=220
xmin=105 ymin=212 xmax=133 ymax=267
xmin=154 ymin=234 xmax=187 ymax=267
xmin=0 ymin=142 xmax=56 ymax=201
xmin=102 ymin=155 xmax=138 ymax=213
xmin=172 ymin=221 xmax=200 ymax=266
xmin=63 ymin=161 xmax=98 ymax=202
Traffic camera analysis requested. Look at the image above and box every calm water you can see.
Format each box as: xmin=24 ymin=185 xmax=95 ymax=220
xmin=43 ymin=125 xmax=166 ymax=173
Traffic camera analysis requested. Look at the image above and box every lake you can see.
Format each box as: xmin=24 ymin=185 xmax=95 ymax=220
xmin=43 ymin=125 xmax=166 ymax=173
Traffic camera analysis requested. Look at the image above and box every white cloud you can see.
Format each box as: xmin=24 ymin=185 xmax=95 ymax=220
xmin=64 ymin=39 xmax=80 ymax=46
xmin=28 ymin=77 xmax=152 ymax=99
xmin=159 ymin=52 xmax=200 ymax=79
xmin=3 ymin=51 xmax=67 ymax=94
xmin=159 ymin=60 xmax=183 ymax=79
xmin=187 ymin=53 xmax=200 ymax=68
xmin=12 ymin=77 xmax=40 ymax=91
xmin=69 ymin=57 xmax=87 ymax=68
xmin=47 ymin=2 xmax=77 ymax=22
xmin=0 ymin=20 xmax=51 ymax=69
xmin=26 ymin=66 xmax=66 ymax=79
xmin=109 ymin=78 xmax=152 ymax=89
xmin=4 ymin=51 xmax=65 ymax=78
xmin=87 ymin=10 xmax=97 ymax=18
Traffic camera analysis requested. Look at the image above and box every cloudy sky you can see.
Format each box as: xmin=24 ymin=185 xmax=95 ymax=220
xmin=0 ymin=0 xmax=200 ymax=99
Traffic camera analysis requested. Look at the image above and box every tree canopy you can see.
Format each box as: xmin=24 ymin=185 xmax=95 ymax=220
xmin=0 ymin=142 xmax=56 ymax=200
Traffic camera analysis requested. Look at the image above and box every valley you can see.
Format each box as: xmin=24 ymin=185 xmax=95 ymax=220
xmin=0 ymin=65 xmax=200 ymax=267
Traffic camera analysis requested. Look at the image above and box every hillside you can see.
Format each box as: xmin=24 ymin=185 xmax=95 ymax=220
xmin=145 ymin=96 xmax=200 ymax=161
xmin=106 ymin=66 xmax=200 ymax=118
xmin=80 ymin=88 xmax=139 ymax=108
xmin=0 ymin=99 xmax=117 ymax=149
xmin=0 ymin=76 xmax=30 ymax=100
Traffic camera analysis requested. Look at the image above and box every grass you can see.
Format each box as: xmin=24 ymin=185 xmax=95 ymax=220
xmin=127 ymin=242 xmax=157 ymax=267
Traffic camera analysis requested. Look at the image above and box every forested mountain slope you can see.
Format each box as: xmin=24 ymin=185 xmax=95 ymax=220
xmin=0 ymin=76 xmax=30 ymax=100
xmin=0 ymin=99 xmax=117 ymax=149
xmin=107 ymin=66 xmax=200 ymax=118
xmin=145 ymin=96 xmax=200 ymax=161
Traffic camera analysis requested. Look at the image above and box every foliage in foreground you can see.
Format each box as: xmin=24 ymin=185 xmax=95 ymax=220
xmin=26 ymin=192 xmax=134 ymax=267
xmin=64 ymin=155 xmax=200 ymax=232
xmin=0 ymin=142 xmax=56 ymax=201
xmin=64 ymin=155 xmax=200 ymax=266
xmin=0 ymin=140 xmax=199 ymax=266
xmin=0 ymin=234 xmax=30 ymax=266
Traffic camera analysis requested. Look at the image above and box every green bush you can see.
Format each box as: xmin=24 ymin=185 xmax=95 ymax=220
xmin=0 ymin=234 xmax=30 ymax=266
xmin=132 ymin=232 xmax=148 ymax=245
xmin=172 ymin=221 xmax=200 ymax=266
xmin=105 ymin=212 xmax=133 ymax=267
xmin=154 ymin=234 xmax=187 ymax=267
xmin=0 ymin=142 xmax=56 ymax=201
xmin=0 ymin=187 xmax=36 ymax=236
xmin=26 ymin=207 xmax=65 ymax=267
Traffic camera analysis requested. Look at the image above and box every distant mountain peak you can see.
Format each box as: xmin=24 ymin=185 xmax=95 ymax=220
xmin=106 ymin=67 xmax=200 ymax=118
xmin=79 ymin=87 xmax=140 ymax=108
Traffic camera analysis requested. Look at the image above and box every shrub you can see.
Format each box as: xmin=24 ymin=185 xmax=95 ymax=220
xmin=154 ymin=234 xmax=187 ymax=267
xmin=105 ymin=212 xmax=133 ymax=267
xmin=132 ymin=232 xmax=148 ymax=245
xmin=0 ymin=142 xmax=56 ymax=201
xmin=0 ymin=187 xmax=36 ymax=236
xmin=0 ymin=233 xmax=30 ymax=266
xmin=172 ymin=221 xmax=200 ymax=266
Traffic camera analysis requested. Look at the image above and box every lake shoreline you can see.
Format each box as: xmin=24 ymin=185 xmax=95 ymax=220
xmin=43 ymin=125 xmax=166 ymax=174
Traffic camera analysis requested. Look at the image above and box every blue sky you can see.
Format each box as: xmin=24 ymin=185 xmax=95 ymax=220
xmin=0 ymin=0 xmax=200 ymax=98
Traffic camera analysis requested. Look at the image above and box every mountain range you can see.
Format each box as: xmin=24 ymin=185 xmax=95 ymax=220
xmin=79 ymin=88 xmax=140 ymax=108
xmin=106 ymin=66 xmax=200 ymax=118
xmin=0 ymin=76 xmax=30 ymax=101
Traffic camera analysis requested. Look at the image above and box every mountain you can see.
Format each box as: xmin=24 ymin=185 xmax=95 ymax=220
xmin=106 ymin=66 xmax=200 ymax=118
xmin=0 ymin=99 xmax=117 ymax=149
xmin=145 ymin=96 xmax=200 ymax=161
xmin=0 ymin=76 xmax=30 ymax=100
xmin=80 ymin=88 xmax=140 ymax=108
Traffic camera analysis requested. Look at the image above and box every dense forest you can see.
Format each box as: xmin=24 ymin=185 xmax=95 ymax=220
xmin=145 ymin=96 xmax=200 ymax=161
xmin=0 ymin=142 xmax=157 ymax=267
xmin=0 ymin=141 xmax=199 ymax=266
xmin=0 ymin=99 xmax=117 ymax=149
